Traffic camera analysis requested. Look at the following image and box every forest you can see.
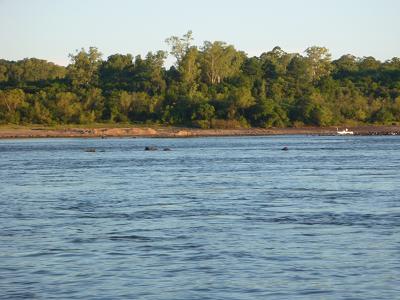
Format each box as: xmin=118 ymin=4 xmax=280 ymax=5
xmin=1 ymin=31 xmax=399 ymax=128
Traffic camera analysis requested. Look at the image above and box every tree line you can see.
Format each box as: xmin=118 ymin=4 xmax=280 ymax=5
xmin=1 ymin=31 xmax=399 ymax=128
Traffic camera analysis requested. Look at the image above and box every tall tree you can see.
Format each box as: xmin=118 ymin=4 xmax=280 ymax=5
xmin=165 ymin=30 xmax=194 ymax=66
xmin=200 ymin=41 xmax=245 ymax=84
xmin=130 ymin=51 xmax=167 ymax=95
xmin=305 ymin=46 xmax=332 ymax=81
xmin=68 ymin=47 xmax=103 ymax=87
xmin=99 ymin=53 xmax=133 ymax=89
xmin=0 ymin=89 xmax=26 ymax=123
xmin=179 ymin=47 xmax=201 ymax=86
xmin=0 ymin=64 xmax=8 ymax=82
xmin=333 ymin=54 xmax=359 ymax=76
xmin=261 ymin=46 xmax=292 ymax=79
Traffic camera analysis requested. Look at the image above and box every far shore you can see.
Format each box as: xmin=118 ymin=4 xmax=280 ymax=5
xmin=0 ymin=125 xmax=400 ymax=139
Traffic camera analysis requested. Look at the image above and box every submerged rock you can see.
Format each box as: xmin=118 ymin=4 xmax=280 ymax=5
xmin=145 ymin=146 xmax=158 ymax=151
xmin=84 ymin=148 xmax=96 ymax=152
xmin=163 ymin=148 xmax=172 ymax=151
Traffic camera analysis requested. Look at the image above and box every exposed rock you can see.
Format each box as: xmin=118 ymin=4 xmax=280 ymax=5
xmin=84 ymin=148 xmax=96 ymax=152
xmin=163 ymin=148 xmax=171 ymax=151
xmin=175 ymin=130 xmax=191 ymax=137
xmin=145 ymin=146 xmax=158 ymax=151
xmin=281 ymin=147 xmax=289 ymax=151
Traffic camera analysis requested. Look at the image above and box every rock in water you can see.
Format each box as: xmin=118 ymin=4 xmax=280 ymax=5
xmin=163 ymin=148 xmax=171 ymax=151
xmin=281 ymin=147 xmax=289 ymax=151
xmin=145 ymin=146 xmax=158 ymax=151
xmin=84 ymin=148 xmax=96 ymax=152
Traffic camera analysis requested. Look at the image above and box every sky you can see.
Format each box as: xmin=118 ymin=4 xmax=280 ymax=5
xmin=0 ymin=0 xmax=399 ymax=66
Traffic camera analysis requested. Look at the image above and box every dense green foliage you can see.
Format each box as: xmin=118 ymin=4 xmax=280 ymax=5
xmin=1 ymin=32 xmax=400 ymax=128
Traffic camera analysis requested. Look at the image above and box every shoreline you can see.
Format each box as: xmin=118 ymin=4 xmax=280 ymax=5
xmin=0 ymin=125 xmax=399 ymax=139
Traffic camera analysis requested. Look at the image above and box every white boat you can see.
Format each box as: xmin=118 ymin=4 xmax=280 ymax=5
xmin=336 ymin=128 xmax=354 ymax=135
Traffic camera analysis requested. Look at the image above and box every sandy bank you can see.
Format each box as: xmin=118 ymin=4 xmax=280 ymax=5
xmin=1 ymin=125 xmax=400 ymax=139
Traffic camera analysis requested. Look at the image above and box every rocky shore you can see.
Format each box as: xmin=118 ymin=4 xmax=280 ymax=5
xmin=0 ymin=125 xmax=399 ymax=139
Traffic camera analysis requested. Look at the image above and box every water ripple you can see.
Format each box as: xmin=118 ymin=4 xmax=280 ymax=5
xmin=1 ymin=136 xmax=400 ymax=300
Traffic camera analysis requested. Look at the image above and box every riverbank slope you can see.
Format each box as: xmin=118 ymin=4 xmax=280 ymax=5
xmin=1 ymin=125 xmax=399 ymax=139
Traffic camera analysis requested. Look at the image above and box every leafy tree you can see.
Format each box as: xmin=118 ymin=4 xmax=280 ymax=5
xmin=26 ymin=91 xmax=53 ymax=124
xmin=179 ymin=47 xmax=201 ymax=87
xmin=165 ymin=30 xmax=194 ymax=65
xmin=17 ymin=58 xmax=66 ymax=82
xmin=391 ymin=97 xmax=400 ymax=121
xmin=248 ymin=98 xmax=288 ymax=128
xmin=200 ymin=41 xmax=245 ymax=84
xmin=129 ymin=92 xmax=160 ymax=122
xmin=191 ymin=102 xmax=215 ymax=128
xmin=0 ymin=89 xmax=26 ymax=123
xmin=99 ymin=54 xmax=133 ymax=89
xmin=305 ymin=46 xmax=332 ymax=82
xmin=371 ymin=103 xmax=394 ymax=124
xmin=130 ymin=51 xmax=167 ymax=95
xmin=358 ymin=56 xmax=381 ymax=72
xmin=79 ymin=87 xmax=105 ymax=122
xmin=68 ymin=47 xmax=102 ymax=87
xmin=53 ymin=92 xmax=81 ymax=123
xmin=0 ymin=62 xmax=9 ymax=82
xmin=261 ymin=46 xmax=292 ymax=79
xmin=333 ymin=54 xmax=359 ymax=77
xmin=289 ymin=92 xmax=332 ymax=125
xmin=286 ymin=54 xmax=314 ymax=98
xmin=108 ymin=90 xmax=133 ymax=122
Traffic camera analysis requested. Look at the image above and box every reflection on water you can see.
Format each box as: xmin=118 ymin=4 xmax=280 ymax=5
xmin=1 ymin=136 xmax=399 ymax=299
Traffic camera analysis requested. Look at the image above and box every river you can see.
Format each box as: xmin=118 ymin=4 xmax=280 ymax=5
xmin=1 ymin=136 xmax=399 ymax=299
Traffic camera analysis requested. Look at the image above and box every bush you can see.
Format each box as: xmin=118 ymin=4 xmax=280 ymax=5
xmin=192 ymin=119 xmax=212 ymax=129
xmin=211 ymin=119 xmax=244 ymax=129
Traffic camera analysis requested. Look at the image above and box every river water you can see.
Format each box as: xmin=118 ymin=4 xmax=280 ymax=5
xmin=0 ymin=136 xmax=399 ymax=299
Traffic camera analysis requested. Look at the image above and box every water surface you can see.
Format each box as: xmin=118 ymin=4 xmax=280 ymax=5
xmin=0 ymin=136 xmax=399 ymax=299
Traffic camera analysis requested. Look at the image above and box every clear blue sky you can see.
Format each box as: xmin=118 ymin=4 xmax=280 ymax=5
xmin=0 ymin=0 xmax=399 ymax=66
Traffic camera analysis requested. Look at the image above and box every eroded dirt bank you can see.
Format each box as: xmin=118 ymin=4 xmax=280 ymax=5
xmin=1 ymin=125 xmax=400 ymax=139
